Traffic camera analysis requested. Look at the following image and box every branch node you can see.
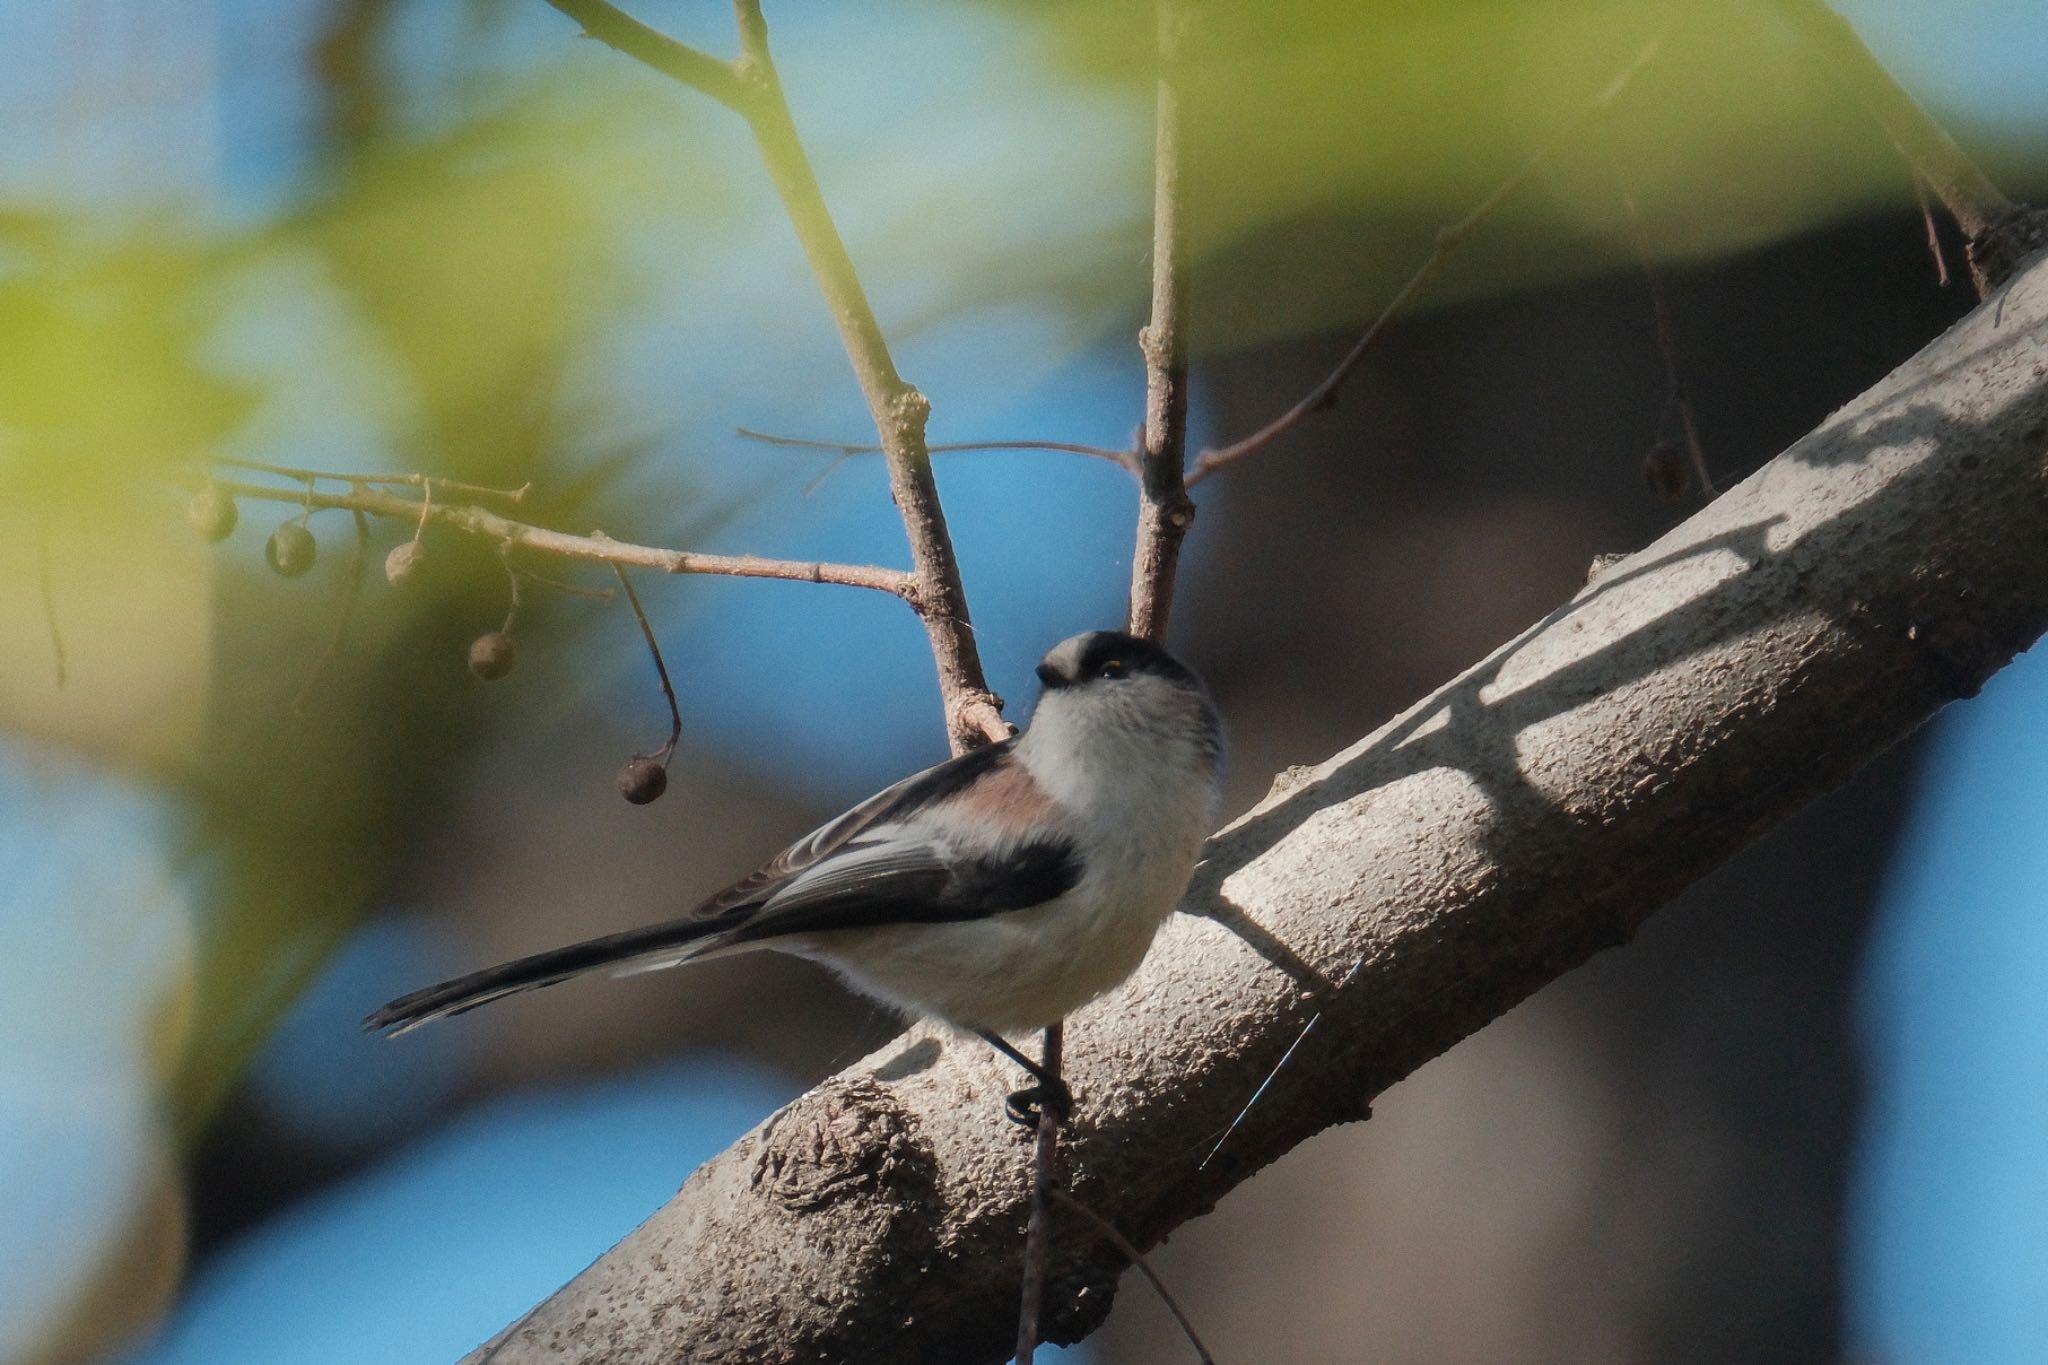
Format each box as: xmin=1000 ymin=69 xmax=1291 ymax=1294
xmin=952 ymin=691 xmax=1014 ymax=747
xmin=890 ymin=384 xmax=933 ymax=435
xmin=1967 ymin=206 xmax=2048 ymax=295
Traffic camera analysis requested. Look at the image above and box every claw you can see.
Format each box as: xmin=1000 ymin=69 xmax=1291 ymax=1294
xmin=1004 ymin=1078 xmax=1074 ymax=1129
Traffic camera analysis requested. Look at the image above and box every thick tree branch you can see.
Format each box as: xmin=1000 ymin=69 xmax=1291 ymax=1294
xmin=216 ymin=479 xmax=916 ymax=597
xmin=457 ymin=219 xmax=2048 ymax=1365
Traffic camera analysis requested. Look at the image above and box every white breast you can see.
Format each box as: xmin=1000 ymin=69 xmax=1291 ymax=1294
xmin=793 ymin=681 xmax=1219 ymax=1034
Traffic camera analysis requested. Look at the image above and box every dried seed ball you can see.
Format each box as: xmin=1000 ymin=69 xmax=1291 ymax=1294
xmin=617 ymin=757 xmax=668 ymax=805
xmin=384 ymin=540 xmax=425 ymax=587
xmin=265 ymin=521 xmax=317 ymax=577
xmin=468 ymin=631 xmax=517 ymax=681
xmin=1642 ymin=440 xmax=1690 ymax=502
xmin=188 ymin=485 xmax=238 ymax=543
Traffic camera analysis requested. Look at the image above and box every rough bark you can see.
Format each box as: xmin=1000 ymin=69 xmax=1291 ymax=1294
xmin=463 ymin=246 xmax=2048 ymax=1365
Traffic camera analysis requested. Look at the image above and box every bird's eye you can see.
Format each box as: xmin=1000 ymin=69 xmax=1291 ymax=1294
xmin=1096 ymin=659 xmax=1128 ymax=680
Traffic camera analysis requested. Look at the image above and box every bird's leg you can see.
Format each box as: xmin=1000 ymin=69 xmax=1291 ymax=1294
xmin=976 ymin=1029 xmax=1074 ymax=1127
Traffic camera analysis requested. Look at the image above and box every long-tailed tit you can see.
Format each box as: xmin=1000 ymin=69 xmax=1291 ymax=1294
xmin=366 ymin=629 xmax=1222 ymax=1119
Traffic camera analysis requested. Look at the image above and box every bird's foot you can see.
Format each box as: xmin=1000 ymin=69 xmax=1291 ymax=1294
xmin=1004 ymin=1078 xmax=1074 ymax=1129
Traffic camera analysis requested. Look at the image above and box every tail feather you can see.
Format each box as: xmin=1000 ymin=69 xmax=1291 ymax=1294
xmin=364 ymin=917 xmax=730 ymax=1036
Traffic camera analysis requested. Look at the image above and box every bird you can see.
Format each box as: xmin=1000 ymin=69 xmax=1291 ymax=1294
xmin=365 ymin=629 xmax=1223 ymax=1122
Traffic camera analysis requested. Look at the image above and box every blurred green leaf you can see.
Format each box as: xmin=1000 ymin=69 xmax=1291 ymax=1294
xmin=0 ymin=219 xmax=254 ymax=463
xmin=988 ymin=0 xmax=1959 ymax=350
xmin=1 ymin=54 xmax=737 ymax=1136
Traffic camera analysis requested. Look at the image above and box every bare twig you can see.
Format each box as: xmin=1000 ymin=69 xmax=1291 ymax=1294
xmin=1912 ymin=171 xmax=1952 ymax=289
xmin=612 ymin=565 xmax=682 ymax=764
xmin=1013 ymin=1023 xmax=1064 ymax=1365
xmin=544 ymin=0 xmax=748 ymax=111
xmin=1019 ymin=7 xmax=1205 ymax=1355
xmin=498 ymin=549 xmax=525 ymax=634
xmin=736 ymin=426 xmax=1136 ymax=473
xmin=1128 ymin=0 xmax=1197 ymax=640
xmin=1047 ymin=1187 xmax=1216 ymax=1365
xmin=729 ymin=0 xmax=1004 ymax=750
xmin=1020 ymin=8 xmax=1211 ymax=1354
xmin=544 ymin=0 xmax=1005 ymax=748
xmin=211 ymin=455 xmax=529 ymax=503
xmin=1186 ymin=33 xmax=1666 ymax=485
xmin=1762 ymin=0 xmax=2037 ymax=293
xmin=1020 ymin=8 xmax=1206 ymax=1359
xmin=1625 ymin=196 xmax=1713 ymax=499
xmin=216 ymin=478 xmax=917 ymax=598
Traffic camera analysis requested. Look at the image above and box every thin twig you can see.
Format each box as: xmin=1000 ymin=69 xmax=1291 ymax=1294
xmin=1186 ymin=33 xmax=1666 ymax=485
xmin=1022 ymin=6 xmax=1201 ymax=1352
xmin=1766 ymin=0 xmax=2048 ymax=294
xmin=211 ymin=455 xmax=529 ymax=503
xmin=1912 ymin=170 xmax=1952 ymax=288
xmin=1017 ymin=7 xmax=1210 ymax=1352
xmin=215 ymin=478 xmax=917 ymax=598
xmin=800 ymin=453 xmax=855 ymax=497
xmin=1014 ymin=1023 xmax=1064 ymax=1365
xmin=498 ymin=548 xmax=524 ymax=634
xmin=293 ymin=508 xmax=371 ymax=714
xmin=1128 ymin=0 xmax=1197 ymax=639
xmin=1762 ymin=0 xmax=2013 ymax=249
xmin=1047 ymin=1188 xmax=1216 ymax=1365
xmin=544 ymin=2 xmax=1007 ymax=751
xmin=543 ymin=0 xmax=748 ymax=112
xmin=1625 ymin=195 xmax=1713 ymax=499
xmin=726 ymin=0 xmax=1005 ymax=750
xmin=736 ymin=426 xmax=1136 ymax=472
xmin=612 ymin=565 xmax=682 ymax=764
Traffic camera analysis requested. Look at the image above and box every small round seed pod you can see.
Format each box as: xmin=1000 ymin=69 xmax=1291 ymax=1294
xmin=189 ymin=485 xmax=238 ymax=543
xmin=384 ymin=540 xmax=425 ymax=587
xmin=468 ymin=631 xmax=517 ymax=681
xmin=265 ymin=521 xmax=317 ymax=577
xmin=617 ymin=757 xmax=668 ymax=805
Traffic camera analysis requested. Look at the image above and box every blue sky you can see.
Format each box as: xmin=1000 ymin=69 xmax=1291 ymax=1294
xmin=1850 ymin=647 xmax=2048 ymax=1365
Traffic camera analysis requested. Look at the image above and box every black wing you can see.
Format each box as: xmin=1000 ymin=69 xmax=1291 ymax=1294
xmin=691 ymin=737 xmax=1018 ymax=919
xmin=365 ymin=738 xmax=1077 ymax=1035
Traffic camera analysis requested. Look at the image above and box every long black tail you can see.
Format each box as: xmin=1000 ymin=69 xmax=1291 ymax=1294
xmin=363 ymin=917 xmax=729 ymax=1036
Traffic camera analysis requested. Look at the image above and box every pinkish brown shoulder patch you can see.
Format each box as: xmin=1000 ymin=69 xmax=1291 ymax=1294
xmin=945 ymin=759 xmax=1062 ymax=833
